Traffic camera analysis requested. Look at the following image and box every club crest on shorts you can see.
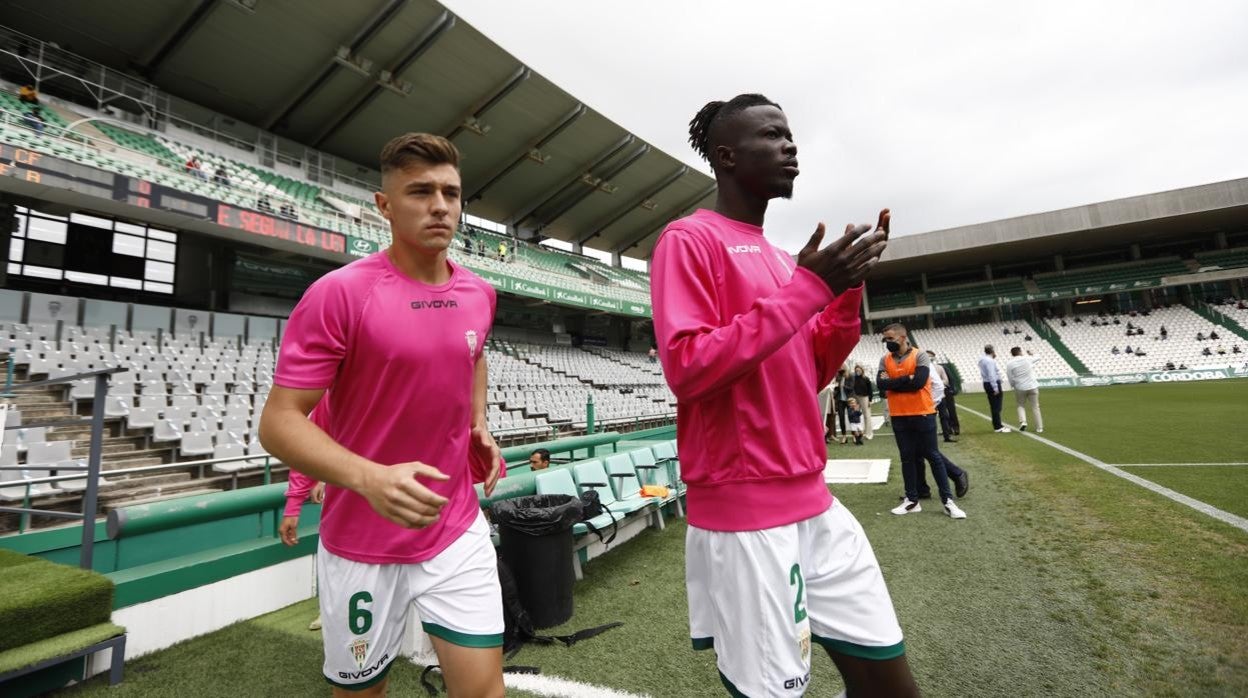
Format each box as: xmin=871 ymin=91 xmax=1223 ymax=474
xmin=798 ymin=627 xmax=811 ymax=663
xmin=349 ymin=637 xmax=369 ymax=669
xmin=465 ymin=330 xmax=478 ymax=356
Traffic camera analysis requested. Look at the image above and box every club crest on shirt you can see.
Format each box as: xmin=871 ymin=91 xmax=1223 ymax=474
xmin=349 ymin=637 xmax=369 ymax=669
xmin=465 ymin=330 xmax=478 ymax=356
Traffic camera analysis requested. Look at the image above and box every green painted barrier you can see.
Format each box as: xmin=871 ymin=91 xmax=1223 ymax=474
xmin=499 ymin=431 xmax=622 ymax=465
xmin=107 ymin=484 xmax=287 ymax=540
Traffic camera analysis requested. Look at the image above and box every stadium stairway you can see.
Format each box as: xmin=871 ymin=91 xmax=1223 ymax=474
xmin=1026 ymin=317 xmax=1089 ymax=374
xmin=1192 ymin=302 xmax=1248 ymax=342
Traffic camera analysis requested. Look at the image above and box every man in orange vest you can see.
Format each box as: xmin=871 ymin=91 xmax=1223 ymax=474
xmin=877 ymin=323 xmax=967 ymax=519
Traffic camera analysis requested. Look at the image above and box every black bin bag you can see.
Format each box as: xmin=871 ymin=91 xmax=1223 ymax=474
xmin=491 ymin=494 xmax=582 ymax=628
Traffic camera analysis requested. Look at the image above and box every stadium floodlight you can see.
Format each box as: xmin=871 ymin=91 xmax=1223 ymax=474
xmin=640 ymin=199 xmax=658 ymax=211
xmin=333 ymin=47 xmax=374 ymax=78
xmin=526 ymin=149 xmax=551 ymax=164
xmin=225 ymin=0 xmax=259 ymax=13
xmin=377 ymin=71 xmax=414 ymax=97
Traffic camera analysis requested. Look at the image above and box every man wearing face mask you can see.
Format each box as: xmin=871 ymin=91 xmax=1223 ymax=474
xmin=877 ymin=324 xmax=967 ymax=519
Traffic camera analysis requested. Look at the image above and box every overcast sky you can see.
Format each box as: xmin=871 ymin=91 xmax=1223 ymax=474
xmin=443 ymin=0 xmax=1248 ymax=260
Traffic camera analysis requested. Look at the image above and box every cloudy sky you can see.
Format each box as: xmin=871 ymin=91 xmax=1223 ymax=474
xmin=443 ymin=0 xmax=1248 ymax=260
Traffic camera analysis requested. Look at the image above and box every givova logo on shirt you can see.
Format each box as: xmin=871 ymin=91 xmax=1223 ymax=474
xmin=726 ymin=244 xmax=762 ymax=254
xmin=411 ymin=300 xmax=458 ymax=310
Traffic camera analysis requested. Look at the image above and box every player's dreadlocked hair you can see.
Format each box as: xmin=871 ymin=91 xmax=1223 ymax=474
xmin=687 ymin=93 xmax=781 ymax=163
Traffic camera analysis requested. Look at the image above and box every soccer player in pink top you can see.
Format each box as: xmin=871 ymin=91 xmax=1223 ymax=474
xmin=260 ymin=133 xmax=505 ymax=697
xmin=652 ymin=94 xmax=919 ymax=696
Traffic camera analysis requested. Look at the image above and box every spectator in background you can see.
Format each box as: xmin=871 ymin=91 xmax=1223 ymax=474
xmin=185 ymin=155 xmax=207 ymax=180
xmin=1112 ymin=346 xmax=1120 ymax=355
xmin=1002 ymin=327 xmax=1010 ymax=336
xmin=1210 ymin=330 xmax=1221 ymax=341
xmin=1234 ymin=345 xmax=1242 ymax=355
xmin=1165 ymin=361 xmax=1176 ymax=371
xmin=1197 ymin=331 xmax=1206 ymax=341
xmin=21 ymin=107 xmax=44 ymax=133
xmin=257 ymin=195 xmax=273 ymax=213
xmin=1202 ymin=347 xmax=1212 ymax=357
xmin=1160 ymin=325 xmax=1168 ymax=339
xmin=926 ymin=350 xmax=959 ymax=442
xmin=852 ymin=364 xmax=875 ymax=440
xmin=1006 ymin=347 xmax=1044 ymax=434
xmin=846 ymin=398 xmax=864 ymax=445
xmin=833 ymin=367 xmax=852 ymax=445
xmin=279 ymin=201 xmax=297 ymax=220
xmin=280 ymin=471 xmax=326 ymax=631
xmin=818 ymin=382 xmax=835 ymax=443
xmin=18 ymin=84 xmax=39 ymax=105
xmin=498 ymin=240 xmax=508 ymax=262
xmin=911 ymin=349 xmax=971 ymax=500
xmin=214 ymin=166 xmax=230 ymax=187
xmin=528 ymin=448 xmax=551 ymax=471
xmin=1217 ymin=345 xmax=1227 ymax=355
xmin=880 ymin=324 xmax=967 ymax=519
xmin=979 ymin=345 xmax=1008 ymax=432
xmin=648 ymin=346 xmax=657 ymax=363
xmin=1125 ymin=346 xmax=1133 ymax=354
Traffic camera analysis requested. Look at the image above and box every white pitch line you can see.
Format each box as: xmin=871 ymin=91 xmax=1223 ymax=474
xmin=503 ymin=672 xmax=651 ymax=698
xmin=956 ymin=404 xmax=1248 ymax=534
xmin=1114 ymin=462 xmax=1248 ymax=467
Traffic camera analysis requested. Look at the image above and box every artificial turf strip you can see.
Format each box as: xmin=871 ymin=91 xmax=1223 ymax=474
xmin=0 ymin=623 xmax=123 ymax=675
xmin=62 ymin=383 xmax=1248 ymax=696
xmin=0 ymin=549 xmax=115 ymax=653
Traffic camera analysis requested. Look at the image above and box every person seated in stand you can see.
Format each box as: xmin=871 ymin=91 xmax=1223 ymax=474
xmin=1159 ymin=325 xmax=1168 ymax=338
xmin=257 ymin=195 xmax=273 ymax=212
xmin=1060 ymin=319 xmax=1068 ymax=327
xmin=18 ymin=84 xmax=39 ymax=105
xmin=1125 ymin=346 xmax=1133 ymax=354
xmin=1003 ymin=327 xmax=1010 ymax=335
xmin=1217 ymin=345 xmax=1227 ymax=355
xmin=528 ymin=448 xmax=551 ymax=471
xmin=1112 ymin=317 xmax=1121 ymax=325
xmin=214 ymin=166 xmax=230 ymax=187
xmin=1179 ymin=363 xmax=1188 ymax=369
xmin=1111 ymin=346 xmax=1120 ymax=355
xmin=1135 ymin=348 xmax=1147 ymax=357
xmin=1197 ymin=332 xmax=1206 ymax=341
xmin=1091 ymin=319 xmax=1100 ymax=327
xmin=1165 ymin=361 xmax=1176 ymax=371
xmin=1202 ymin=346 xmax=1212 ymax=357
xmin=1210 ymin=330 xmax=1220 ymax=341
xmin=1234 ymin=345 xmax=1242 ymax=354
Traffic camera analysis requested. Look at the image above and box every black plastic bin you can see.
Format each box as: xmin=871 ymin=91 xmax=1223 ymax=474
xmin=491 ymin=494 xmax=583 ymax=629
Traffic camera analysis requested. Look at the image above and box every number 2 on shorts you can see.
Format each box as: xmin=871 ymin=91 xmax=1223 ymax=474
xmin=349 ymin=591 xmax=373 ymax=635
xmin=789 ymin=564 xmax=807 ymax=623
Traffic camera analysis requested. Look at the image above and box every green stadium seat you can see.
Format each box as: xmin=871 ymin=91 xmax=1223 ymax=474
xmin=628 ymin=447 xmax=684 ymax=518
xmin=572 ymin=460 xmax=651 ymax=516
xmin=533 ymin=468 xmax=616 ymax=537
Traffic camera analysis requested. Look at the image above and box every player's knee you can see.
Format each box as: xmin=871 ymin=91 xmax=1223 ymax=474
xmin=447 ymin=676 xmax=504 ymax=698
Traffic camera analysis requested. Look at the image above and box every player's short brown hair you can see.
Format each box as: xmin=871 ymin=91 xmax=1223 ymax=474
xmin=379 ymin=133 xmax=460 ymax=174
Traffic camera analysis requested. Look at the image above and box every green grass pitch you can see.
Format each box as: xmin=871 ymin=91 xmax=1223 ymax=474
xmin=62 ymin=381 xmax=1248 ymax=697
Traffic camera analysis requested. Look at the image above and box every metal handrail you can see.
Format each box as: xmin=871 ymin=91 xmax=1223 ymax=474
xmin=0 ymin=366 xmax=122 ymax=566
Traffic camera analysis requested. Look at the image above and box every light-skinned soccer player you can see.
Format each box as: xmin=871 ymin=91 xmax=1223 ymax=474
xmin=260 ymin=133 xmax=505 ymax=698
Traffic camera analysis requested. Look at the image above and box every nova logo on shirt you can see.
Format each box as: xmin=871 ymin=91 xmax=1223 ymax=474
xmin=410 ymin=300 xmax=458 ymax=310
xmin=726 ymin=245 xmax=763 ymax=255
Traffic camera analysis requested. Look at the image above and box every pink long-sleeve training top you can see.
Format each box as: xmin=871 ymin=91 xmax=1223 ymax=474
xmin=650 ymin=209 xmax=864 ymax=531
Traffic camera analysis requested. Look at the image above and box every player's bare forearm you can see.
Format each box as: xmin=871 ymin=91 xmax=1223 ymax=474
xmin=258 ymin=386 xmax=380 ymax=493
xmin=472 ymin=354 xmax=489 ymax=429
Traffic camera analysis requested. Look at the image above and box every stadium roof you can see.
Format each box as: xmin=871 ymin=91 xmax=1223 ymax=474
xmin=873 ymin=177 xmax=1248 ymax=280
xmin=2 ymin=0 xmax=715 ymax=259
